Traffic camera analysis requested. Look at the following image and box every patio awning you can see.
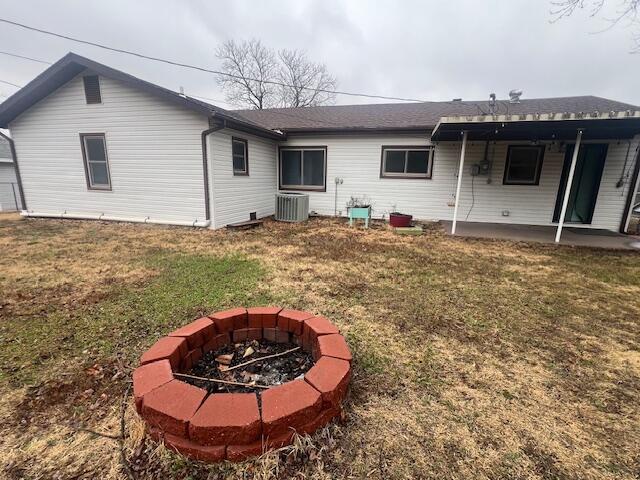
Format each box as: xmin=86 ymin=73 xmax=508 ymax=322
xmin=431 ymin=110 xmax=640 ymax=142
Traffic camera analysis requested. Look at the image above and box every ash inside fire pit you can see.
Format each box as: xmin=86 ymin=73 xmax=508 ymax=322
xmin=183 ymin=340 xmax=313 ymax=393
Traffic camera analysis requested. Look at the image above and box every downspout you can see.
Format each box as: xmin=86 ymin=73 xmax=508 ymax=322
xmin=201 ymin=118 xmax=226 ymax=224
xmin=0 ymin=131 xmax=27 ymax=211
xmin=620 ymin=142 xmax=640 ymax=233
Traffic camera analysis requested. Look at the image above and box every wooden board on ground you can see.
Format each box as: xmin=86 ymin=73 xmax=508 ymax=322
xmin=226 ymin=219 xmax=264 ymax=230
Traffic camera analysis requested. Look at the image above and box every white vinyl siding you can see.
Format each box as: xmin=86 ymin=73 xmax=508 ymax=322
xmin=209 ymin=129 xmax=277 ymax=228
xmin=0 ymin=163 xmax=20 ymax=211
xmin=280 ymin=134 xmax=638 ymax=231
xmin=9 ymin=73 xmax=210 ymax=224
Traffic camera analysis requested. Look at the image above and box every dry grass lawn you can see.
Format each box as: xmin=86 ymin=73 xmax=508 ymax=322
xmin=0 ymin=213 xmax=639 ymax=479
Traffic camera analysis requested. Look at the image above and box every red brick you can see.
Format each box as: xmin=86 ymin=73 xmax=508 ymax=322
xmin=141 ymin=380 xmax=207 ymax=437
xmin=146 ymin=425 xmax=162 ymax=442
xmin=304 ymin=356 xmax=351 ymax=407
xmin=276 ymin=330 xmax=290 ymax=344
xmin=163 ymin=433 xmax=226 ymax=462
xmin=247 ymin=306 xmax=282 ymax=328
xmin=246 ymin=328 xmax=262 ymax=341
xmin=132 ymin=360 xmax=174 ymax=413
xmin=202 ymin=333 xmax=230 ymax=353
xmin=209 ymin=307 xmax=247 ymax=331
xmin=180 ymin=347 xmax=203 ymax=373
xmin=233 ymin=329 xmax=248 ymax=342
xmin=314 ymin=334 xmax=352 ymax=362
xmin=261 ymin=380 xmax=322 ymax=436
xmin=277 ymin=309 xmax=314 ymax=335
xmin=302 ymin=316 xmax=340 ymax=352
xmin=226 ymin=431 xmax=295 ymax=461
xmin=169 ymin=317 xmax=215 ymax=349
xmin=233 ymin=328 xmax=261 ymax=342
xmin=263 ymin=327 xmax=277 ymax=342
xmin=189 ymin=393 xmax=261 ymax=445
xmin=300 ymin=407 xmax=341 ymax=435
xmin=140 ymin=337 xmax=188 ymax=370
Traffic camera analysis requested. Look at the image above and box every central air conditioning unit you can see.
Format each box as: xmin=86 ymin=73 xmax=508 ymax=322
xmin=275 ymin=192 xmax=309 ymax=222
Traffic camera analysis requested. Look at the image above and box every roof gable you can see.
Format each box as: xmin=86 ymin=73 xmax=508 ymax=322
xmin=0 ymin=53 xmax=283 ymax=139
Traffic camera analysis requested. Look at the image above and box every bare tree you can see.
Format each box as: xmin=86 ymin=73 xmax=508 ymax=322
xmin=550 ymin=0 xmax=640 ymax=51
xmin=215 ymin=39 xmax=279 ymax=109
xmin=215 ymin=40 xmax=337 ymax=109
xmin=277 ymin=49 xmax=337 ymax=107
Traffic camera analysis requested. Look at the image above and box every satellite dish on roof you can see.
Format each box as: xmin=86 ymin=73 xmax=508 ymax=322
xmin=509 ymin=89 xmax=523 ymax=104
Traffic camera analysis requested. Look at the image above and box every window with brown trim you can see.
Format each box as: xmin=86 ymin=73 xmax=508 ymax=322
xmin=380 ymin=146 xmax=433 ymax=178
xmin=80 ymin=134 xmax=111 ymax=190
xmin=232 ymin=137 xmax=249 ymax=175
xmin=83 ymin=75 xmax=102 ymax=104
xmin=279 ymin=147 xmax=326 ymax=191
xmin=503 ymin=145 xmax=544 ymax=185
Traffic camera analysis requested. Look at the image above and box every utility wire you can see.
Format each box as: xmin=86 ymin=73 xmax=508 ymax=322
xmin=0 ymin=50 xmax=51 ymax=64
xmin=0 ymin=78 xmax=22 ymax=88
xmin=0 ymin=52 xmax=344 ymax=127
xmin=0 ymin=17 xmax=428 ymax=103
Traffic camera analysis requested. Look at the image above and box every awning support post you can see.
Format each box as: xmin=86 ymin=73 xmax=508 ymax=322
xmin=555 ymin=129 xmax=583 ymax=243
xmin=451 ymin=131 xmax=468 ymax=235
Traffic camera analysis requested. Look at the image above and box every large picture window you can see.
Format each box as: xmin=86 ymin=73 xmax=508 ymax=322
xmin=80 ymin=133 xmax=111 ymax=190
xmin=279 ymin=147 xmax=326 ymax=191
xmin=503 ymin=145 xmax=544 ymax=185
xmin=380 ymin=146 xmax=433 ymax=178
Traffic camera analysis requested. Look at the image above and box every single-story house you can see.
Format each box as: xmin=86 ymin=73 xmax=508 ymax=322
xmin=0 ymin=135 xmax=21 ymax=211
xmin=0 ymin=52 xmax=639 ymax=242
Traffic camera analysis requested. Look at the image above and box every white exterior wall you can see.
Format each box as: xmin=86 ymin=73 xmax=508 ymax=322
xmin=209 ymin=129 xmax=277 ymax=228
xmin=9 ymin=73 xmax=210 ymax=224
xmin=280 ymin=134 xmax=638 ymax=231
xmin=0 ymin=162 xmax=20 ymax=211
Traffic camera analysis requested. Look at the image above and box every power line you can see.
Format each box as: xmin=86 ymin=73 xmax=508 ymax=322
xmin=0 ymin=50 xmax=51 ymax=64
xmin=0 ymin=17 xmax=427 ymax=103
xmin=0 ymin=78 xmax=22 ymax=88
xmin=0 ymin=54 xmax=340 ymax=127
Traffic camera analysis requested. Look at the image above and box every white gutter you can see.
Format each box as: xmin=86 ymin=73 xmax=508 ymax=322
xmin=20 ymin=211 xmax=210 ymax=228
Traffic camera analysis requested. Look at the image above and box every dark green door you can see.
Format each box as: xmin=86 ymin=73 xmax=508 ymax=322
xmin=553 ymin=144 xmax=608 ymax=224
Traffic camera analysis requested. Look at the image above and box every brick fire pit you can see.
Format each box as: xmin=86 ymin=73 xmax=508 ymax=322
xmin=133 ymin=307 xmax=351 ymax=462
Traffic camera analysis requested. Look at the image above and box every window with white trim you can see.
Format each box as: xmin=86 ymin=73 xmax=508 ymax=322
xmin=81 ymin=134 xmax=111 ymax=190
xmin=232 ymin=137 xmax=248 ymax=175
xmin=381 ymin=146 xmax=433 ymax=178
xmin=279 ymin=147 xmax=326 ymax=190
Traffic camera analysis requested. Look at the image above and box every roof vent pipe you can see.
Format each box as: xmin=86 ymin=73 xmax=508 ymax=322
xmin=509 ymin=89 xmax=522 ymax=104
xmin=488 ymin=93 xmax=497 ymax=114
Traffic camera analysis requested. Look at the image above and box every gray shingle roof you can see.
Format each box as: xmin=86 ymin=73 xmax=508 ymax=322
xmin=234 ymin=96 xmax=640 ymax=132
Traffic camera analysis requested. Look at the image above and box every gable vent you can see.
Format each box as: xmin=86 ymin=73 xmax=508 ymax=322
xmin=83 ymin=75 xmax=102 ymax=104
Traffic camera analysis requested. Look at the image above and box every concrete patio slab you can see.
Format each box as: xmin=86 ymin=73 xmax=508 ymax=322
xmin=441 ymin=221 xmax=640 ymax=250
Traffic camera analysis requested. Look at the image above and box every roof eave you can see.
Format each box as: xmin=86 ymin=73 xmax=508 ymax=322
xmin=281 ymin=126 xmax=434 ymax=136
xmin=431 ymin=112 xmax=640 ymax=142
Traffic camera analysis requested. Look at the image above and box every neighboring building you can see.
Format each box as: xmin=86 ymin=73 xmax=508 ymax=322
xmin=0 ymin=136 xmax=21 ymax=212
xmin=0 ymin=53 xmax=638 ymax=240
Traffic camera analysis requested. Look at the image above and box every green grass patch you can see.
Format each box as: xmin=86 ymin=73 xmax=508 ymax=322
xmin=0 ymin=252 xmax=276 ymax=385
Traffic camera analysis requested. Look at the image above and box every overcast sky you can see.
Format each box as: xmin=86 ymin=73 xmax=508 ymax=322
xmin=1 ymin=0 xmax=640 ymax=108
